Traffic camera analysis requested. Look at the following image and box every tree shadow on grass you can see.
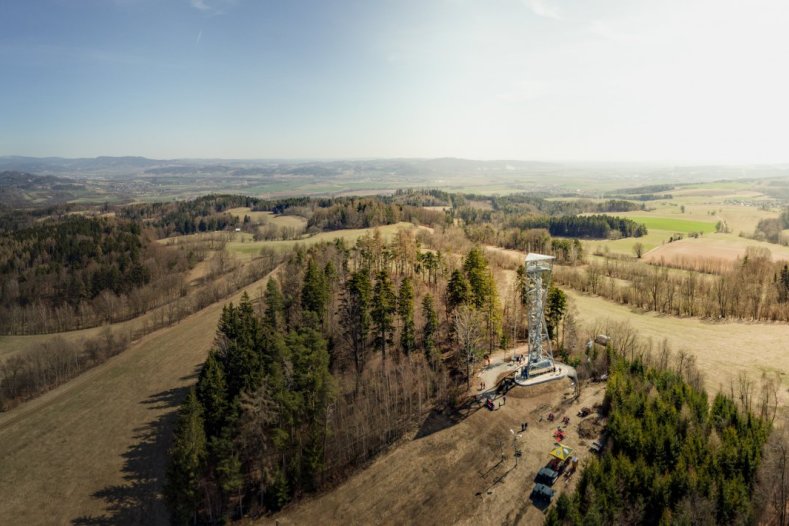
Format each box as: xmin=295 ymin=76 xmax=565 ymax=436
xmin=414 ymin=393 xmax=492 ymax=439
xmin=71 ymin=384 xmax=191 ymax=526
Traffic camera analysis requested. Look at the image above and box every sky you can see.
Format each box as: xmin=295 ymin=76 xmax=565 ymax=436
xmin=0 ymin=0 xmax=787 ymax=162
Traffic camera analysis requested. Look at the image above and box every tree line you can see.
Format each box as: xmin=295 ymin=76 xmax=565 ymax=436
xmin=0 ymin=215 xmax=192 ymax=334
xmin=510 ymin=214 xmax=647 ymax=239
xmin=0 ymin=253 xmax=282 ymax=411
xmin=555 ymin=247 xmax=789 ymax=321
xmin=118 ymin=195 xmax=248 ymax=237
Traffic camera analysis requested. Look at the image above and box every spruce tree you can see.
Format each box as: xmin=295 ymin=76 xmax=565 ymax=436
xmin=165 ymin=388 xmax=207 ymax=526
xmin=342 ymin=268 xmax=372 ymax=376
xmin=288 ymin=327 xmax=334 ymax=489
xmin=371 ymin=270 xmax=396 ymax=359
xmin=196 ymin=351 xmax=228 ymax=439
xmin=218 ymin=293 xmax=264 ymax=398
xmin=463 ymin=247 xmax=493 ymax=309
xmin=447 ymin=269 xmax=472 ymax=314
xmin=422 ymin=294 xmax=439 ymax=366
xmin=302 ymin=258 xmax=329 ymax=316
xmin=398 ymin=277 xmax=416 ymax=355
xmin=263 ymin=278 xmax=284 ymax=331
xmin=545 ymin=286 xmax=567 ymax=346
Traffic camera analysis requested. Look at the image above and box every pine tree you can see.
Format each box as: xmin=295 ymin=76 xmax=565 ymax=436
xmin=196 ymin=351 xmax=228 ymax=439
xmin=463 ymin=247 xmax=493 ymax=309
xmin=218 ymin=294 xmax=264 ymax=399
xmin=545 ymin=286 xmax=567 ymax=346
xmin=483 ymin=269 xmax=502 ymax=354
xmin=288 ymin=327 xmax=334 ymax=489
xmin=302 ymin=258 xmax=329 ymax=316
xmin=263 ymin=278 xmax=284 ymax=331
xmin=371 ymin=270 xmax=396 ymax=359
xmin=422 ymin=294 xmax=439 ymax=366
xmin=165 ymin=388 xmax=207 ymax=526
xmin=447 ymin=269 xmax=472 ymax=314
xmin=398 ymin=277 xmax=416 ymax=355
xmin=342 ymin=268 xmax=372 ymax=377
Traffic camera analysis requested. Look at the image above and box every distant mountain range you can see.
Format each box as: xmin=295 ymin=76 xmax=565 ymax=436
xmin=0 ymin=156 xmax=560 ymax=179
xmin=0 ymin=171 xmax=100 ymax=207
xmin=2 ymin=156 xmax=788 ymax=208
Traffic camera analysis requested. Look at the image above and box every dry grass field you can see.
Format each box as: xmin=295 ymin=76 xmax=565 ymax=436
xmin=226 ymin=222 xmax=421 ymax=258
xmin=566 ymin=290 xmax=789 ymax=407
xmin=643 ymin=234 xmax=789 ymax=265
xmin=226 ymin=207 xmax=308 ymax=230
xmin=264 ymin=377 xmax=606 ymax=526
xmin=0 ymin=270 xmax=277 ymax=525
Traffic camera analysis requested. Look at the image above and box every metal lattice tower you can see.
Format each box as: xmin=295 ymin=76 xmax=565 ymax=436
xmin=523 ymin=253 xmax=555 ymax=377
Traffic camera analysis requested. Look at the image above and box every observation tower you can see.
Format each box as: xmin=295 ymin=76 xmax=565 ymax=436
xmin=520 ymin=253 xmax=555 ymax=379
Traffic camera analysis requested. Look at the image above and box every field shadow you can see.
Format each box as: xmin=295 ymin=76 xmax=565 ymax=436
xmin=71 ymin=385 xmax=189 ymax=526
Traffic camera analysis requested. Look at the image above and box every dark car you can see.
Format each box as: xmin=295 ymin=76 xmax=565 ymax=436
xmin=535 ymin=467 xmax=559 ymax=485
xmin=530 ymin=483 xmax=555 ymax=502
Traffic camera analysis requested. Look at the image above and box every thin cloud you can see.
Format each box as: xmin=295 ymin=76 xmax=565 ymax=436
xmin=189 ymin=0 xmax=238 ymax=14
xmin=196 ymin=30 xmax=203 ymax=46
xmin=525 ymin=0 xmax=561 ymax=20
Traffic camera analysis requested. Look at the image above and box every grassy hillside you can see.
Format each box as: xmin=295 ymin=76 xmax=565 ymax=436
xmin=0 ymin=269 xmax=277 ymax=525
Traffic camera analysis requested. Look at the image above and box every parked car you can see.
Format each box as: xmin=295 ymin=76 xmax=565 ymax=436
xmin=535 ymin=467 xmax=559 ymax=485
xmin=530 ymin=483 xmax=555 ymax=503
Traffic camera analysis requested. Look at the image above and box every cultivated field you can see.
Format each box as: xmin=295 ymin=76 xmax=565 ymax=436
xmin=0 ymin=270 xmax=278 ymax=525
xmin=624 ymin=216 xmax=716 ymax=234
xmin=581 ymin=183 xmax=779 ymax=256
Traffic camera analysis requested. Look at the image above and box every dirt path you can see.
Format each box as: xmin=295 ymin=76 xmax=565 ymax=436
xmin=0 ymin=269 xmax=277 ymax=525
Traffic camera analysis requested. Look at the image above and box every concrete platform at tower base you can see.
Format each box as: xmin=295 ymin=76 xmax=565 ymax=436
xmin=514 ymin=363 xmax=576 ymax=387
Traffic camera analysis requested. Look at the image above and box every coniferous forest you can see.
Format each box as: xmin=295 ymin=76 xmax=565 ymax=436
xmin=165 ymin=232 xmax=503 ymax=523
xmin=546 ymin=356 xmax=769 ymax=525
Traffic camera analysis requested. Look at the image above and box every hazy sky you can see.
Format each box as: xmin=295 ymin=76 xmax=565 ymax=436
xmin=1 ymin=0 xmax=787 ymax=162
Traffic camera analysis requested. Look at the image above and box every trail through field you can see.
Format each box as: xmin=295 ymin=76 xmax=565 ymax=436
xmin=0 ymin=268 xmax=278 ymax=525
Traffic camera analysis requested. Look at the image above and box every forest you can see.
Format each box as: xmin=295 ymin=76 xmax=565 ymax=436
xmin=545 ymin=354 xmax=770 ymax=525
xmin=118 ymin=194 xmax=247 ymax=236
xmin=0 ymin=215 xmax=191 ymax=334
xmin=165 ymin=232 xmax=506 ymax=524
xmin=509 ymin=214 xmax=648 ymax=239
